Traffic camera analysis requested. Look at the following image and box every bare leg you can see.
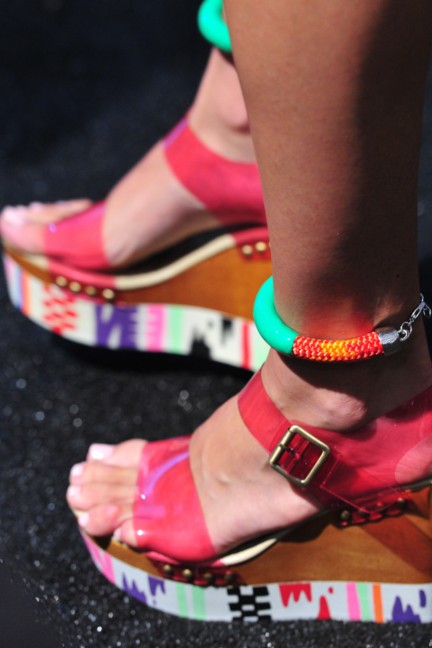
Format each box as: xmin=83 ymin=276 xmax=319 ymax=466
xmin=1 ymin=49 xmax=255 ymax=267
xmin=225 ymin=0 xmax=432 ymax=427
xmin=227 ymin=1 xmax=430 ymax=331
xmin=67 ymin=2 xmax=432 ymax=552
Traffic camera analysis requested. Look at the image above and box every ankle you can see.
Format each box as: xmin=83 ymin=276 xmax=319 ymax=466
xmin=189 ymin=49 xmax=255 ymax=162
xmin=261 ymin=333 xmax=432 ymax=433
xmin=188 ymin=103 xmax=254 ymax=162
xmin=261 ymin=351 xmax=373 ymax=432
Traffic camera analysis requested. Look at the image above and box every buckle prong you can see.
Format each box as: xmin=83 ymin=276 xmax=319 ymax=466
xmin=269 ymin=425 xmax=330 ymax=487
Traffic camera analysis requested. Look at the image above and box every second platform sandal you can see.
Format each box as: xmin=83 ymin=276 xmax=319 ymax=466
xmin=2 ymin=0 xmax=268 ymax=369
xmin=3 ymin=118 xmax=270 ymax=370
xmin=77 ymin=364 xmax=432 ymax=623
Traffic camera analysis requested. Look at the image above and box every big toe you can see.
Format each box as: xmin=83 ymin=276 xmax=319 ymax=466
xmin=1 ymin=199 xmax=92 ymax=252
xmin=112 ymin=518 xmax=212 ymax=562
xmin=2 ymin=199 xmax=92 ymax=225
xmin=1 ymin=216 xmax=46 ymax=254
xmin=113 ymin=518 xmax=148 ymax=550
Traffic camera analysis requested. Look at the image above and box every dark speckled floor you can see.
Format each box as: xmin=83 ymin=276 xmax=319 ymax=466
xmin=1 ymin=2 xmax=432 ymax=646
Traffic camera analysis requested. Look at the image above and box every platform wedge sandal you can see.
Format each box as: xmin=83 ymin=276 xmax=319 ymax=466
xmin=3 ymin=116 xmax=270 ymax=370
xmin=2 ymin=0 xmax=270 ymax=370
xmin=78 ymin=366 xmax=432 ymax=623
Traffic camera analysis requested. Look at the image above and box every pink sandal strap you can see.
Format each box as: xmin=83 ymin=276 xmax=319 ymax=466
xmin=238 ymin=371 xmax=432 ymax=514
xmin=123 ymin=373 xmax=432 ymax=567
xmin=44 ymin=201 xmax=108 ymax=270
xmin=42 ymin=119 xmax=265 ymax=270
xmin=133 ymin=437 xmax=216 ymax=563
xmin=164 ymin=118 xmax=266 ymax=227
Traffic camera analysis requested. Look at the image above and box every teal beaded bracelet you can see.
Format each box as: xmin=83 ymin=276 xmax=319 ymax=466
xmin=253 ymin=277 xmax=430 ymax=362
xmin=254 ymin=277 xmax=298 ymax=355
xmin=197 ymin=0 xmax=232 ymax=53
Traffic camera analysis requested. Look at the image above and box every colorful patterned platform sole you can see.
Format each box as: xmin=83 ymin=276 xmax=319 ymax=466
xmin=81 ymin=486 xmax=432 ymax=623
xmin=3 ymin=232 xmax=271 ymax=371
xmin=83 ymin=533 xmax=432 ymax=623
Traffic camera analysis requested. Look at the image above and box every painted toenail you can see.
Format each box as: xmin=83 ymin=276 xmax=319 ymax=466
xmin=88 ymin=444 xmax=114 ymax=461
xmin=2 ymin=207 xmax=26 ymax=225
xmin=78 ymin=513 xmax=89 ymax=528
xmin=67 ymin=485 xmax=81 ymax=499
xmin=113 ymin=527 xmax=122 ymax=541
xmin=70 ymin=463 xmax=84 ymax=478
xmin=29 ymin=202 xmax=44 ymax=210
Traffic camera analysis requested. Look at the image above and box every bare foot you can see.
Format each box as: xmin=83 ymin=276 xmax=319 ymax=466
xmin=67 ymin=390 xmax=318 ymax=557
xmin=67 ymin=342 xmax=432 ymax=561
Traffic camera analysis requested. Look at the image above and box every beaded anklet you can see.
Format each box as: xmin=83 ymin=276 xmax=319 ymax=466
xmin=254 ymin=277 xmax=431 ymax=362
xmin=198 ymin=0 xmax=232 ymax=53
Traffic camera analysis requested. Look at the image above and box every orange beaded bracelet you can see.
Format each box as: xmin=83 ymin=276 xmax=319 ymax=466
xmin=254 ymin=277 xmax=431 ymax=362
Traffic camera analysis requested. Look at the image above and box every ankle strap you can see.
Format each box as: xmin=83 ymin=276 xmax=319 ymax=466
xmin=238 ymin=371 xmax=429 ymax=513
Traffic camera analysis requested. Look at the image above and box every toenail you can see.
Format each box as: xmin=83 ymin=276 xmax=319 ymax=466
xmin=70 ymin=463 xmax=84 ymax=478
xmin=78 ymin=513 xmax=89 ymax=528
xmin=88 ymin=444 xmax=114 ymax=461
xmin=2 ymin=207 xmax=26 ymax=225
xmin=113 ymin=527 xmax=122 ymax=541
xmin=67 ymin=485 xmax=81 ymax=499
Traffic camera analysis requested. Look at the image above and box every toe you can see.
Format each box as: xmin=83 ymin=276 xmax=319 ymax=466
xmin=86 ymin=439 xmax=146 ymax=467
xmin=25 ymin=199 xmax=92 ymax=224
xmin=66 ymin=482 xmax=133 ymax=511
xmin=112 ymin=518 xmax=172 ymax=553
xmin=2 ymin=199 xmax=92 ymax=225
xmin=1 ymin=199 xmax=92 ymax=252
xmin=76 ymin=502 xmax=134 ymax=537
xmin=1 ymin=217 xmax=45 ymax=253
xmin=69 ymin=461 xmax=137 ymax=487
xmin=112 ymin=518 xmax=142 ymax=549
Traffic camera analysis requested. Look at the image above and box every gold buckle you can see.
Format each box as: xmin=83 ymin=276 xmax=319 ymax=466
xmin=269 ymin=425 xmax=330 ymax=487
